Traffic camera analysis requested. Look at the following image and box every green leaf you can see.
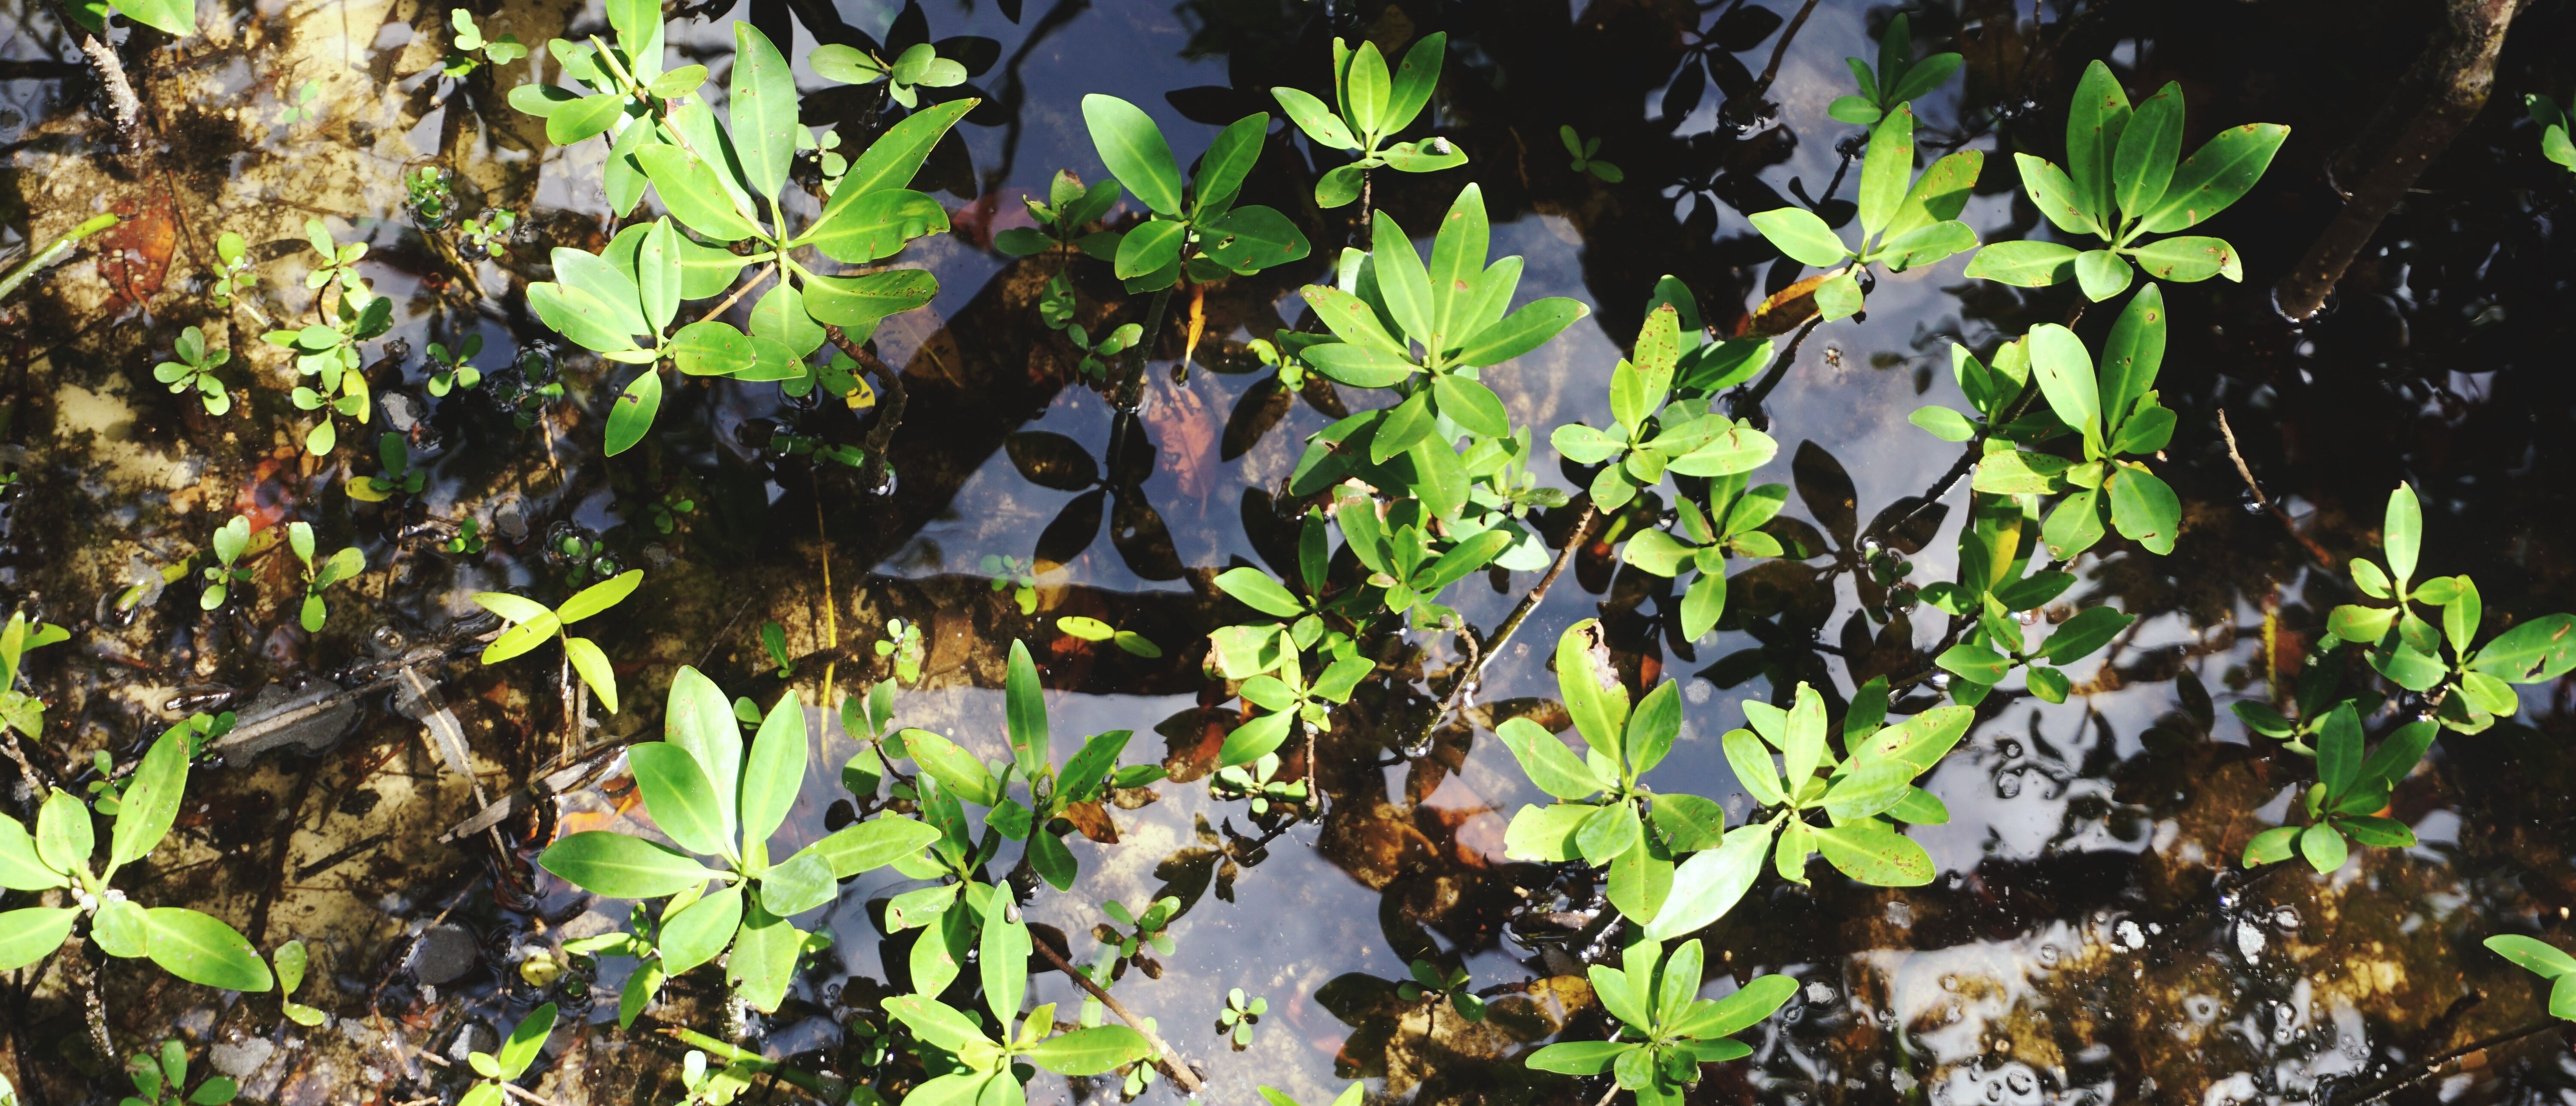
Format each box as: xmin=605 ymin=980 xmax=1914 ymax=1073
xmin=529 ymin=282 xmax=642 ymax=354
xmin=559 ymin=568 xmax=643 ymax=623
xmin=1748 ymin=207 xmax=1849 ymax=268
xmin=728 ymin=24 xmax=797 ymax=202
xmin=2073 ymin=249 xmax=2133 ymax=302
xmin=2129 ymin=235 xmax=2241 ymax=283
xmin=1502 ymin=802 xmax=1591 ymax=862
xmin=1667 ymin=424 xmax=1779 ymax=478
xmin=2065 ymin=61 xmax=2132 ymax=227
xmin=1214 ymin=568 xmax=1306 ymax=618
xmin=498 ymin=1002 xmax=557 ymax=1080
xmin=803 ymin=189 xmax=951 ymax=265
xmin=1823 ymin=760 xmax=1916 ymax=821
xmin=800 ymin=269 xmax=938 ymax=330
xmin=1555 ymin=621 xmax=1630 ymax=761
xmin=1856 ymin=107 xmax=1914 ymax=240
xmin=1113 ymin=218 xmax=1186 ymax=279
xmin=1963 ymin=240 xmax=2080 ymax=286
xmin=2108 ymin=466 xmax=2181 ymax=554
xmin=108 ymin=724 xmax=188 ymax=874
xmin=1219 ymin=710 xmax=1295 ymax=768
xmin=727 ymin=900 xmax=801 ymax=1012
xmin=1643 ymin=825 xmax=1770 ymax=939
xmin=1194 ymin=113 xmax=1268 ymax=217
xmin=1780 ymin=682 xmax=1827 ymax=794
xmin=2114 ymin=83 xmax=2184 ymax=219
xmin=2298 ymin=822 xmax=2348 ymax=873
xmin=659 ymin=883 xmax=744 ymax=974
xmin=902 ymin=729 xmax=1002 ymax=807
xmin=2041 ymin=488 xmax=2106 ymax=561
xmin=635 ymin=146 xmax=762 ymax=242
xmin=840 ymin=99 xmax=976 ymax=198
xmin=1426 ymin=187 xmax=1491 ymax=351
xmin=740 ymin=692 xmax=809 ymax=848
xmin=1430 ymin=374 xmax=1510 ymax=438
xmin=2041 ymin=606 xmax=2133 ymax=664
xmin=1884 ymin=150 xmax=1982 ymax=241
xmin=1199 ymin=205 xmax=1310 ymax=275
xmin=35 ymin=789 xmax=90 ymax=877
xmin=1526 ymin=1041 xmax=1637 ymax=1076
xmin=629 ymin=743 xmax=734 ymax=859
xmin=2242 ymin=825 xmax=2299 ymax=865
xmin=1874 ymin=220 xmax=1978 ymax=272
xmin=758 ymin=847 xmax=836 ymax=916
xmin=2026 ymin=323 xmax=2099 ymax=448
xmin=1004 ymin=639 xmax=1049 ymax=777
xmin=1722 ymin=728 xmax=1784 ymax=806
xmin=2097 ymin=283 xmax=2166 ymax=439
xmin=0 ymin=815 xmax=65 ymax=890
xmin=1624 ymin=679 xmax=1682 ymax=778
xmin=1024 ymin=1026 xmax=1154 ymax=1077
xmin=977 ymin=890 xmax=1030 ymax=1025
xmin=1812 ymin=823 xmax=1935 ymax=886
xmin=1454 ymin=297 xmax=1587 ymax=368
xmin=1497 ymin=718 xmax=1607 ymax=800
xmin=0 ymin=907 xmax=79 ymax=972
xmin=1081 ymin=95 xmax=1185 ymax=217
xmin=141 ymin=908 xmax=273 ymax=991
xmin=114 ymin=0 xmax=194 ymax=35
xmin=806 ymin=816 xmax=939 ymax=878
xmin=2139 ymin=123 xmax=2290 ymax=233
xmin=604 ymin=369 xmax=662 ymax=457
xmin=886 ymin=995 xmax=992 ymax=1053
xmin=1272 ymin=87 xmax=1358 ymax=150
xmin=1371 ymin=211 xmax=1436 ymax=342
xmin=1909 ymin=405 xmax=1978 ymax=442
xmin=2470 ymin=615 xmax=2576 ymax=683
xmin=2486 ymin=935 xmax=2576 ymax=978
xmin=1345 ymin=40 xmax=1390 ymax=137
xmin=1576 ymin=802 xmax=1643 ymax=865
xmin=538 ymin=830 xmax=723 ymax=898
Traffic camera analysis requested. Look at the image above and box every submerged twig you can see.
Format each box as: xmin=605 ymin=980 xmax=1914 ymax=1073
xmin=823 ymin=324 xmax=908 ymax=494
xmin=1026 ymin=923 xmax=1205 ymax=1094
xmin=2218 ymin=409 xmax=2336 ymax=568
xmin=0 ymin=213 xmax=118 ymax=303
xmin=2330 ymin=1018 xmax=2563 ymax=1106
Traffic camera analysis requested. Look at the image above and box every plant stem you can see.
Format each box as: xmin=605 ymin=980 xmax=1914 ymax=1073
xmin=1115 ymin=283 xmax=1175 ymax=412
xmin=1409 ymin=503 xmax=1602 ymax=745
xmin=73 ymin=32 xmax=142 ymax=138
xmin=0 ymin=213 xmax=118 ymax=303
xmin=823 ymin=325 xmax=908 ymax=494
xmin=1027 ymin=929 xmax=1205 ymax=1094
xmin=2217 ymin=408 xmax=2336 ymax=568
xmin=695 ymin=262 xmax=776 ymax=323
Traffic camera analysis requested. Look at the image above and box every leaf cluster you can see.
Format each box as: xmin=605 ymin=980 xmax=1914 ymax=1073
xmin=473 ymin=568 xmax=642 ymax=711
xmin=1272 ymin=33 xmax=1465 ymax=207
xmin=458 ymin=1003 xmax=556 ymax=1106
xmin=152 ymin=327 xmax=232 ymax=416
xmin=1080 ymin=94 xmax=1312 ymax=291
xmin=0 ymin=611 xmax=70 ymax=741
xmin=1827 ymin=14 xmax=1961 ymax=126
xmin=1525 ymin=939 xmax=1796 ymax=1106
xmin=121 ymin=1040 xmax=237 ymax=1106
xmin=1750 ymin=108 xmax=1983 ymax=318
xmin=2241 ymin=705 xmax=2431 ymax=873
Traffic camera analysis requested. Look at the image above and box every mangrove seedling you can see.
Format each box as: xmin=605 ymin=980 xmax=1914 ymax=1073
xmin=1964 ymin=61 xmax=2288 ymax=299
xmin=426 ymin=334 xmax=484 ymax=396
xmin=875 ymin=617 xmax=925 ymax=685
xmin=0 ymin=610 xmax=70 ymax=740
xmin=472 ymin=569 xmax=642 ymax=712
xmin=152 ymin=327 xmax=232 ymax=416
xmin=1061 ymin=321 xmax=1142 ymax=379
xmin=883 ymin=894 xmax=1156 ymax=1102
xmin=1962 ymin=287 xmax=2181 ymax=559
xmin=996 ymin=170 xmax=1122 ymax=257
xmin=285 ymin=521 xmax=364 ymax=633
xmin=1560 ymin=126 xmax=1622 ymax=182
xmin=1525 ymin=939 xmax=1797 ymax=1106
xmin=1209 ymin=751 xmax=1307 ymax=817
xmin=2530 ymin=95 xmax=2576 ymax=174
xmin=199 ymin=515 xmax=256 ymax=611
xmin=1398 ymin=959 xmax=1483 ymax=1023
xmin=1081 ymin=94 xmax=1313 ymax=291
xmin=205 ymin=232 xmax=260 ymax=319
xmin=759 ymin=621 xmax=790 ymax=676
xmin=122 ymin=1040 xmax=238 ymax=1106
xmin=348 ymin=433 xmax=424 ymax=502
xmin=1217 ymin=987 xmax=1267 ymax=1046
xmin=809 ymin=37 xmax=967 ymax=109
xmin=1055 ymin=616 xmax=1159 ymax=658
xmin=272 ymin=938 xmax=327 ymax=1026
xmin=0 ymin=723 xmax=274 ymax=990
xmin=1614 ymin=472 xmax=1789 ymax=642
xmin=981 ymin=554 xmax=1038 ymax=615
xmin=459 ymin=1002 xmax=555 ymax=1106
xmin=1748 ymin=107 xmax=1983 ymax=318
xmin=2484 ymin=935 xmax=2576 ymax=1021
xmin=275 ymin=81 xmax=321 ymax=126
xmin=1549 ymin=304 xmax=1780 ymax=514
xmin=2241 ymin=706 xmax=2433 ymax=873
xmin=1270 ymin=33 xmax=1467 ymax=208
xmin=1826 ymin=13 xmax=1962 ymax=126
xmin=898 ymin=640 xmax=1135 ymax=889
xmin=537 ymin=671 xmax=942 ymax=1011
xmin=444 ymin=9 xmax=527 ymax=77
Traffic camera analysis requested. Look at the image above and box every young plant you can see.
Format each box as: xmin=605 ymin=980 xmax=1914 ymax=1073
xmin=206 ymin=232 xmax=260 ymax=318
xmin=1559 ymin=126 xmax=1622 ymax=182
xmin=981 ymin=555 xmax=1038 ymax=615
xmin=0 ymin=724 xmax=274 ymax=990
xmin=444 ymin=10 xmax=528 ymax=77
xmin=1209 ymin=752 xmax=1308 ymax=817
xmin=68 ymin=0 xmax=190 ymax=36
xmin=1081 ymin=94 xmax=1313 ymax=291
xmin=263 ymin=221 xmax=387 ymax=455
xmin=1100 ymin=896 xmax=1181 ymax=963
xmin=2484 ymin=935 xmax=2576 ymax=1021
xmin=457 ymin=208 xmax=518 ymax=260
xmin=899 ymin=640 xmax=1136 ymax=889
xmin=809 ymin=39 xmax=968 ymax=109
xmin=1827 ymin=13 xmax=1962 ymax=125
xmin=151 ymin=327 xmax=232 ymax=416
xmin=426 ymin=334 xmax=484 ymax=396
xmin=1217 ymin=987 xmax=1267 ymax=1046
xmin=404 ymin=167 xmax=456 ymax=228
xmin=537 ymin=670 xmax=940 ymax=1012
xmin=472 ymin=569 xmax=643 ymax=712
xmin=284 ymin=522 xmax=364 ymax=633
xmin=2530 ymin=95 xmax=2576 ymax=174
xmin=2241 ymin=707 xmax=2433 ymax=873
xmin=199 ymin=515 xmax=256 ymax=610
xmin=443 ymin=518 xmax=487 ymax=555
xmin=875 ymin=617 xmax=925 ymax=685
xmin=122 ymin=1040 xmax=238 ymax=1106
xmin=758 ymin=622 xmax=791 ymax=676
xmin=996 ymin=170 xmax=1122 ymax=257
xmin=1964 ymin=287 xmax=2181 ymax=558
xmin=1060 ymin=321 xmax=1143 ymax=379
xmin=1524 ymin=939 xmax=1797 ymax=1106
xmin=668 ymin=1049 xmax=756 ymax=1106
xmin=1965 ymin=61 xmax=2289 ymax=299
xmin=275 ymin=81 xmax=322 ymax=126
xmin=2309 ymin=483 xmax=2576 ymax=733
xmin=1549 ymin=304 xmax=1780 ymax=514
xmin=1748 ymin=108 xmax=1983 ymax=318
xmin=883 ymin=893 xmax=1155 ymax=1103
xmin=348 ymin=433 xmax=425 ymax=502
xmin=459 ymin=1002 xmax=555 ymax=1106
xmin=1055 ymin=616 xmax=1160 ymax=658
xmin=1722 ymin=682 xmax=1960 ymax=889
xmin=1270 ymin=33 xmax=1466 ymax=208
xmin=1616 ymin=472 xmax=1789 ymax=642
xmin=272 ymin=938 xmax=327 ymax=1026
xmin=0 ymin=610 xmax=70 ymax=741
xmin=1397 ymin=959 xmax=1483 ymax=1023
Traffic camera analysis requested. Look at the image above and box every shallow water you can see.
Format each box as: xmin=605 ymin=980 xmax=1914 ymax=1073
xmin=3 ymin=0 xmax=2575 ymax=1104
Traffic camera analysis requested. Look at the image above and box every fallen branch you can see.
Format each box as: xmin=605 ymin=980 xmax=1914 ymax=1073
xmin=0 ymin=213 xmax=118 ymax=302
xmin=2217 ymin=409 xmax=2335 ymax=568
xmin=1025 ymin=920 xmax=1205 ymax=1094
xmin=2329 ymin=1018 xmax=2562 ymax=1106
xmin=2274 ymin=0 xmax=2525 ymax=320
xmin=823 ymin=324 xmax=908 ymax=494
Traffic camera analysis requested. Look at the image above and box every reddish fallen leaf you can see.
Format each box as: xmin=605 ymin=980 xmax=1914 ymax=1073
xmin=97 ymin=189 xmax=178 ymax=314
xmin=1734 ymin=271 xmax=1831 ymax=337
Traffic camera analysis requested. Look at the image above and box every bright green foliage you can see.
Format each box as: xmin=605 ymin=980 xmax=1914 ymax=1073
xmin=811 ymin=39 xmax=968 ymax=109
xmin=2485 ymin=935 xmax=2576 ymax=1021
xmin=121 ymin=1040 xmax=238 ymax=1106
xmin=1965 ymin=61 xmax=2288 ymax=299
xmin=1218 ymin=986 xmax=1268 ymax=1046
xmin=275 ymin=81 xmax=322 ymax=126
xmin=758 ymin=621 xmax=791 ymax=676
xmin=1963 ymin=286 xmax=2181 ymax=559
xmin=0 ymin=725 xmax=273 ymax=990
xmin=1079 ymin=94 xmax=1312 ymax=291
xmin=2240 ymin=706 xmax=2433 ymax=873
xmin=895 ymin=640 xmax=1136 ymax=890
xmin=458 ymin=208 xmax=518 ymax=261
xmin=539 ymin=670 xmax=938 ymax=1013
xmin=349 ymin=432 xmax=424 ymax=502
xmin=1551 ymin=303 xmax=1780 ymax=513
xmin=510 ymin=16 xmax=972 ymax=453
xmin=426 ymin=334 xmax=484 ymax=396
xmin=1560 ymin=126 xmax=1621 ymax=183
xmin=0 ymin=610 xmax=70 ymax=740
xmin=1272 ymin=33 xmax=1466 ymax=207
xmin=206 ymin=232 xmax=258 ymax=314
xmin=1258 ymin=1084 xmax=1364 ymax=1106
xmin=152 ymin=327 xmax=232 ymax=416
xmin=1396 ymin=959 xmax=1483 ymax=1023
xmin=264 ymin=219 xmax=386 ymax=456
xmin=981 ymin=555 xmax=1038 ymax=615
xmin=885 ymin=895 xmax=1154 ymax=1105
xmin=1211 ymin=751 xmax=1307 ymax=816
xmin=668 ymin=1049 xmax=758 ymax=1106
xmin=876 ymin=617 xmax=926 ymax=685
xmin=272 ymin=939 xmax=327 ymax=1026
xmin=198 ymin=515 xmax=256 ymax=611
xmin=1525 ymin=939 xmax=1797 ymax=1106
xmin=1617 ymin=473 xmax=1788 ymax=642
xmin=444 ymin=9 xmax=527 ymax=77
xmin=1055 ymin=615 xmax=1159 ymax=658
xmin=2531 ymin=95 xmax=2576 ymax=173
xmin=2305 ymin=483 xmax=2576 ymax=733
xmin=283 ymin=521 xmax=364 ymax=633
xmin=1206 ymin=511 xmax=1376 ymax=766
xmin=458 ymin=1003 xmax=555 ymax=1106
xmin=1749 ymin=107 xmax=1984 ymax=317
xmin=1907 ymin=338 xmax=2051 ymax=444
xmin=404 ymin=167 xmax=456 ymax=227
xmin=472 ymin=569 xmax=643 ymax=712
xmin=69 ymin=0 xmax=191 ymax=38
xmin=1100 ymin=896 xmax=1181 ymax=962
xmin=1828 ymin=13 xmax=1962 ymax=126
xmin=1911 ymin=491 xmax=2131 ymax=705
xmin=996 ymin=170 xmax=1121 ymax=258
xmin=1058 ymin=320 xmax=1142 ymax=379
